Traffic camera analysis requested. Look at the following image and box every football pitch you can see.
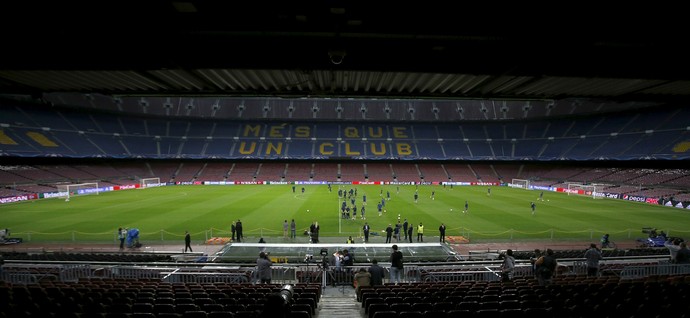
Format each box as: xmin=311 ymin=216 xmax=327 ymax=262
xmin=1 ymin=184 xmax=688 ymax=244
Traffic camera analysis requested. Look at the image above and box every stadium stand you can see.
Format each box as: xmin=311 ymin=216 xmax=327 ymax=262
xmin=195 ymin=162 xmax=232 ymax=182
xmin=284 ymin=162 xmax=313 ymax=181
xmin=470 ymin=165 xmax=498 ymax=183
xmin=390 ymin=163 xmax=420 ymax=183
xmin=308 ymin=163 xmax=335 ymax=181
xmin=339 ymin=163 xmax=365 ymax=182
xmin=3 ymin=6 xmax=690 ymax=318
xmin=364 ymin=163 xmax=393 ymax=182
xmin=257 ymin=162 xmax=288 ymax=181
xmin=228 ymin=163 xmax=260 ymax=182
xmin=173 ymin=162 xmax=204 ymax=183
xmin=416 ymin=163 xmax=448 ymax=183
xmin=444 ymin=164 xmax=477 ymax=182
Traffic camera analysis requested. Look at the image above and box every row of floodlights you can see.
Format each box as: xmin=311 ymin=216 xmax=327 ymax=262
xmin=130 ymin=99 xmax=555 ymax=114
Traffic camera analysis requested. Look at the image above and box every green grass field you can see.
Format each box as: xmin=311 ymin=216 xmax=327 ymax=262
xmin=1 ymin=184 xmax=688 ymax=244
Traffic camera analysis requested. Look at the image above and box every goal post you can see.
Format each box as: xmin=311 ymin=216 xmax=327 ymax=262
xmin=56 ymin=182 xmax=100 ymax=201
xmin=511 ymin=179 xmax=531 ymax=190
xmin=567 ymin=183 xmax=603 ymax=199
xmin=140 ymin=177 xmax=161 ymax=188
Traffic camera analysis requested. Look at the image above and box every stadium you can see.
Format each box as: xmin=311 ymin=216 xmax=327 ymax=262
xmin=1 ymin=2 xmax=690 ymax=318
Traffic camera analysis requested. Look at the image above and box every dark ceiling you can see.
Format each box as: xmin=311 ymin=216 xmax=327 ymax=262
xmin=1 ymin=1 xmax=688 ymax=103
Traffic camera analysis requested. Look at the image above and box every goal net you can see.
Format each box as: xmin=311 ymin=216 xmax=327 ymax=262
xmin=567 ymin=183 xmax=603 ymax=199
xmin=511 ymin=179 xmax=531 ymax=190
xmin=56 ymin=182 xmax=100 ymax=201
xmin=140 ymin=177 xmax=162 ymax=188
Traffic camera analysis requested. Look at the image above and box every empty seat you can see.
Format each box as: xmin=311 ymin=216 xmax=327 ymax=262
xmin=456 ymin=301 xmax=479 ymax=311
xmin=234 ymin=311 xmax=259 ymax=318
xmin=399 ymin=311 xmax=424 ymax=318
xmin=203 ymin=304 xmax=225 ymax=313
xmin=290 ymin=304 xmax=312 ymax=318
xmin=176 ymin=303 xmax=200 ymax=314
xmin=368 ymin=303 xmax=391 ymax=318
xmin=500 ymin=308 xmax=525 ymax=318
xmin=390 ymin=303 xmax=412 ymax=313
xmin=154 ymin=304 xmax=177 ymax=314
xmin=475 ymin=309 xmax=500 ymax=318
xmin=411 ymin=302 xmax=433 ymax=313
xmin=384 ymin=296 xmax=403 ymax=305
xmin=433 ymin=302 xmax=453 ymax=312
xmin=207 ymin=312 xmax=235 ymax=318
xmin=363 ymin=297 xmax=384 ymax=310
xmin=372 ymin=311 xmax=398 ymax=318
xmin=500 ymin=300 xmax=520 ymax=310
xmin=294 ymin=298 xmax=315 ymax=314
xmin=290 ymin=311 xmax=310 ymax=318
xmin=183 ymin=311 xmax=208 ymax=318
xmin=132 ymin=303 xmax=154 ymax=314
xmin=155 ymin=298 xmax=175 ymax=305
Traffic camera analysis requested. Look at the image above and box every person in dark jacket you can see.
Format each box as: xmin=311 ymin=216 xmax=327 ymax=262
xmin=236 ymin=220 xmax=243 ymax=242
xmin=389 ymin=244 xmax=404 ymax=284
xmin=256 ymin=251 xmax=273 ymax=284
xmin=368 ymin=259 xmax=385 ymax=286
xmin=184 ymin=230 xmax=192 ymax=252
xmin=535 ymin=248 xmax=557 ymax=285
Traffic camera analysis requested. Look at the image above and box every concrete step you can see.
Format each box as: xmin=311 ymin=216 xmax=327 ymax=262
xmin=314 ymin=286 xmax=364 ymax=318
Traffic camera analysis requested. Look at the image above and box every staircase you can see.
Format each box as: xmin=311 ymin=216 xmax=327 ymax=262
xmin=314 ymin=286 xmax=363 ymax=318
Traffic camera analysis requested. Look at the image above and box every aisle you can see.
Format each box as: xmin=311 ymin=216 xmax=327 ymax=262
xmin=314 ymin=285 xmax=364 ymax=318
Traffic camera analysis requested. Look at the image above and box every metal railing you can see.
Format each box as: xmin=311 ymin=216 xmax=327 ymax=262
xmin=3 ymin=259 xmax=688 ymax=285
xmin=619 ymin=264 xmax=690 ymax=279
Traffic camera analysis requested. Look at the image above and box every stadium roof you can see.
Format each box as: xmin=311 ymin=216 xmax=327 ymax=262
xmin=1 ymin=2 xmax=688 ymax=107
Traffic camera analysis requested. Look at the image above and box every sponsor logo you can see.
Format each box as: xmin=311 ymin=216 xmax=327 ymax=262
xmin=645 ymin=198 xmax=659 ymax=204
xmin=0 ymin=195 xmax=31 ymax=204
xmin=532 ymin=186 xmax=552 ymax=191
xmin=603 ymin=193 xmax=620 ymax=199
xmin=43 ymin=191 xmax=69 ymax=198
xmin=78 ymin=187 xmax=111 ymax=194
xmin=623 ymin=195 xmax=646 ymax=202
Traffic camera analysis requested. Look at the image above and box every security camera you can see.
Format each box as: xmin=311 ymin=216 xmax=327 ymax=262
xmin=328 ymin=50 xmax=347 ymax=65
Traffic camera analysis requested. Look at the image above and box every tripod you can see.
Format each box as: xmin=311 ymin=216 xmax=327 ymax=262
xmin=318 ymin=256 xmax=330 ymax=291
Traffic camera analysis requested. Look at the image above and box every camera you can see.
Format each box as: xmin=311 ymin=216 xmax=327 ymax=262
xmin=304 ymin=254 xmax=314 ymax=263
